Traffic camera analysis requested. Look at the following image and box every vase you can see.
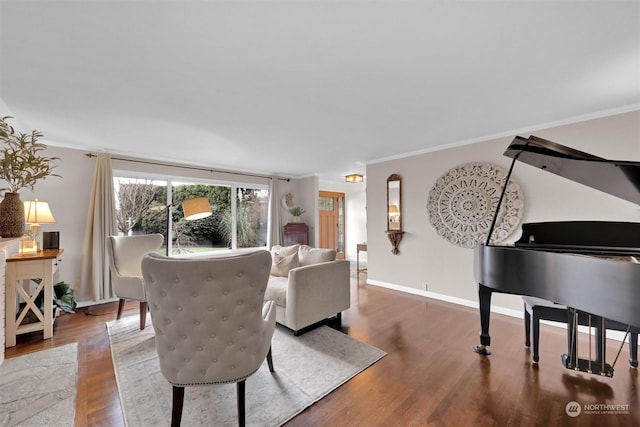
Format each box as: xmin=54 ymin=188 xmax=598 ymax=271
xmin=292 ymin=216 xmax=301 ymax=223
xmin=0 ymin=192 xmax=25 ymax=238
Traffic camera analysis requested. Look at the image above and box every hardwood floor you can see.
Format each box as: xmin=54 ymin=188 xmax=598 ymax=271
xmin=5 ymin=270 xmax=640 ymax=426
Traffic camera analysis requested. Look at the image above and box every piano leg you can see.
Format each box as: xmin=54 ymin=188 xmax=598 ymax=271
xmin=473 ymin=284 xmax=492 ymax=355
xmin=629 ymin=333 xmax=638 ymax=368
xmin=564 ymin=308 xmax=577 ymax=369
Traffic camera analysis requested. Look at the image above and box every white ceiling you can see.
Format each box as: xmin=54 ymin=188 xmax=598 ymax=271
xmin=1 ymin=1 xmax=639 ymax=181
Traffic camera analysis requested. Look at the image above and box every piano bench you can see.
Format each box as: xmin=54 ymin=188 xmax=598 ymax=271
xmin=523 ymin=297 xmax=569 ymax=363
xmin=523 ymin=296 xmax=639 ymax=367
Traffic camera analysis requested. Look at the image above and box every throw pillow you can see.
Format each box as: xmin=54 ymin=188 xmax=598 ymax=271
xmin=270 ymin=251 xmax=299 ymax=277
xmin=298 ymin=245 xmax=337 ymax=266
xmin=270 ymin=244 xmax=299 ymax=258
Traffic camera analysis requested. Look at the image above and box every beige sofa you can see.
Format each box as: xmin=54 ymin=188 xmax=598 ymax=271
xmin=265 ymin=244 xmax=350 ymax=335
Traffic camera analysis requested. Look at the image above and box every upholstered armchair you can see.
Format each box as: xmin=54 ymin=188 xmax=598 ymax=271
xmin=141 ymin=250 xmax=276 ymax=427
xmin=107 ymin=234 xmax=164 ymax=329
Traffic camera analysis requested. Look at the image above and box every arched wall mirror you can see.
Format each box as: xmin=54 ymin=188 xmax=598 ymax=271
xmin=386 ymin=174 xmax=404 ymax=254
xmin=387 ymin=174 xmax=402 ymax=231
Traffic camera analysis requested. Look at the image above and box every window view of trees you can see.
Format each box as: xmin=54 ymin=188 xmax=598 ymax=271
xmin=233 ymin=187 xmax=269 ymax=248
xmin=113 ymin=176 xmax=268 ymax=255
xmin=114 ymin=178 xmax=157 ymax=235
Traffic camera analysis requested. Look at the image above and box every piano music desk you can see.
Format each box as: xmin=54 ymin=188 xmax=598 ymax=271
xmin=523 ymin=296 xmax=638 ymax=367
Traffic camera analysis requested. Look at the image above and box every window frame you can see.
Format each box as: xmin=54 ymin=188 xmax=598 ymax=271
xmin=112 ymin=169 xmax=269 ymax=255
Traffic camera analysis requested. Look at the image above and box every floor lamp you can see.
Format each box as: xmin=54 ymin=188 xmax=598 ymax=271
xmin=160 ymin=197 xmax=212 ymax=255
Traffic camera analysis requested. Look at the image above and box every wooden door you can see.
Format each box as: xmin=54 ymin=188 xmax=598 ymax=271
xmin=319 ymin=191 xmax=345 ymax=259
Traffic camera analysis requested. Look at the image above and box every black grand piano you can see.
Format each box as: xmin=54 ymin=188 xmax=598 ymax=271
xmin=473 ymin=135 xmax=640 ymax=377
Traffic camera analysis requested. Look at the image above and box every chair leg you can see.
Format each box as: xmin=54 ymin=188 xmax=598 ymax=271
xmin=140 ymin=301 xmax=148 ymax=330
xmin=237 ymin=380 xmax=246 ymax=427
xmin=266 ymin=346 xmax=274 ymax=372
xmin=116 ymin=299 xmax=125 ymax=320
xmin=171 ymin=386 xmax=185 ymax=427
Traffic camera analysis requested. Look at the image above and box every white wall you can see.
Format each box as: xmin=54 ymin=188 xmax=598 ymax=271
xmin=278 ymin=176 xmax=317 ymax=246
xmin=366 ymin=110 xmax=640 ymax=314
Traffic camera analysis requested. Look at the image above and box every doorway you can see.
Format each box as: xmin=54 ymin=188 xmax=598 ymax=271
xmin=318 ymin=191 xmax=345 ymax=259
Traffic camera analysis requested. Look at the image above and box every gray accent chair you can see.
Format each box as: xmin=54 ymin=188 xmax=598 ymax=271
xmin=107 ymin=233 xmax=164 ymax=330
xmin=141 ymin=250 xmax=276 ymax=427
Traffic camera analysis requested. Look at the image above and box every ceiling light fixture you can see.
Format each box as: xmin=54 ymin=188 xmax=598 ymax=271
xmin=345 ymin=174 xmax=364 ymax=183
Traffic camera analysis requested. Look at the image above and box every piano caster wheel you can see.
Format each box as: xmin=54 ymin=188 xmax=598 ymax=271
xmin=472 ymin=345 xmax=491 ymax=356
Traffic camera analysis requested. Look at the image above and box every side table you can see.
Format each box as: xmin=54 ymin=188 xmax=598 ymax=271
xmin=5 ymin=249 xmax=63 ymax=347
xmin=357 ymin=243 xmax=367 ymax=273
xmin=283 ymin=223 xmax=309 ymax=246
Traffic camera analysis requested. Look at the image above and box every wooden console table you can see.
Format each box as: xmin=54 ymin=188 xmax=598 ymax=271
xmin=5 ymin=249 xmax=63 ymax=347
xmin=357 ymin=243 xmax=367 ymax=273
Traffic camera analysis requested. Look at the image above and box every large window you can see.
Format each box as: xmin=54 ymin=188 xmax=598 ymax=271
xmin=235 ymin=187 xmax=269 ymax=249
xmin=113 ymin=175 xmax=269 ymax=255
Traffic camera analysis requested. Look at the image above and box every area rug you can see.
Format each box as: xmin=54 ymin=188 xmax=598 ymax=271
xmin=0 ymin=343 xmax=77 ymax=426
xmin=108 ymin=315 xmax=385 ymax=426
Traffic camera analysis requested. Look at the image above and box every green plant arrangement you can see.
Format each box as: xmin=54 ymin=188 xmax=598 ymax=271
xmin=0 ymin=115 xmax=60 ymax=193
xmin=289 ymin=206 xmax=306 ymax=217
xmin=0 ymin=115 xmax=61 ymax=237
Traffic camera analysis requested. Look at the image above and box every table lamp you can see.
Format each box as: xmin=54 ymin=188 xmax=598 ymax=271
xmin=21 ymin=199 xmax=56 ymax=254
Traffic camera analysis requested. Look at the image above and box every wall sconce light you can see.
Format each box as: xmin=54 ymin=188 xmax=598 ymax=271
xmin=21 ymin=199 xmax=56 ymax=253
xmin=345 ymin=174 xmax=364 ymax=183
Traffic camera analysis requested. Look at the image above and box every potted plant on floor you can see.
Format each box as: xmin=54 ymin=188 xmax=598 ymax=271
xmin=0 ymin=116 xmax=60 ymax=237
xmin=26 ymin=281 xmax=77 ymax=322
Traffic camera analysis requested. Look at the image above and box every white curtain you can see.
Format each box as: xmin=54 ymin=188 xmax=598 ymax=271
xmin=77 ymin=154 xmax=117 ymax=301
xmin=266 ymin=178 xmax=282 ymax=248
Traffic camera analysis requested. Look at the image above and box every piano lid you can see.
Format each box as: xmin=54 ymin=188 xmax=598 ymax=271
xmin=505 ymin=135 xmax=640 ymax=205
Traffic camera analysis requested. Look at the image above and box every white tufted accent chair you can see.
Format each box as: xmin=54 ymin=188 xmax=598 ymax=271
xmin=141 ymin=250 xmax=276 ymax=427
xmin=107 ymin=233 xmax=164 ymax=330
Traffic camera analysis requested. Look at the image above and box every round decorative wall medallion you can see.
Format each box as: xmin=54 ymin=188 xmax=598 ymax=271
xmin=281 ymin=193 xmax=295 ymax=210
xmin=426 ymin=162 xmax=524 ymax=248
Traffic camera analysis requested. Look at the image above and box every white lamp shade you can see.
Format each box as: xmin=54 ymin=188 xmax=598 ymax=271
xmin=182 ymin=197 xmax=212 ymax=220
xmin=24 ymin=200 xmax=56 ymax=224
